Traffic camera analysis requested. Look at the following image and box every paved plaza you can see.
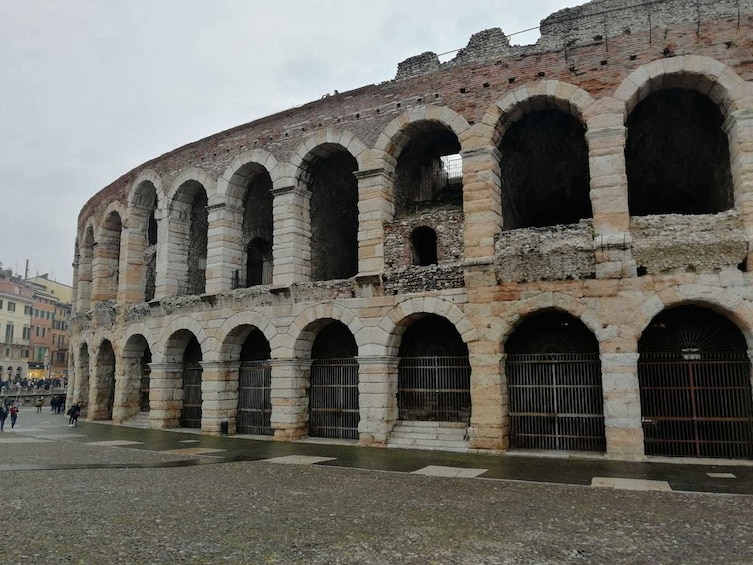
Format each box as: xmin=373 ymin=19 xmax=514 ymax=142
xmin=0 ymin=410 xmax=751 ymax=564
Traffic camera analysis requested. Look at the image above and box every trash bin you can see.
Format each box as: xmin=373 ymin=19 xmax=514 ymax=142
xmin=220 ymin=421 xmax=229 ymax=436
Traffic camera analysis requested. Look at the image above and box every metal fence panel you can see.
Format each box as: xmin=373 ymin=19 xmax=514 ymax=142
xmin=398 ymin=356 xmax=471 ymax=422
xmin=507 ymin=353 xmax=605 ymax=452
xmin=310 ymin=358 xmax=359 ymax=440
xmin=639 ymin=352 xmax=753 ymax=459
xmin=181 ymin=364 xmax=202 ymax=429
xmin=238 ymin=361 xmax=272 ymax=435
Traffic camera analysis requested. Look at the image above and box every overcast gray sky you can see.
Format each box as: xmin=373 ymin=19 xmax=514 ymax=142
xmin=0 ymin=0 xmax=578 ymax=285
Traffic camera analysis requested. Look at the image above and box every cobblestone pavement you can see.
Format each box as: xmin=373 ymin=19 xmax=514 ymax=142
xmin=1 ymin=411 xmax=751 ymax=564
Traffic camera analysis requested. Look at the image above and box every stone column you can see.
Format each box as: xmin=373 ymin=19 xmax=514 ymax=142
xmin=119 ymin=213 xmax=147 ymax=304
xmin=200 ymin=360 xmax=240 ymax=434
xmin=585 ymin=97 xmax=636 ymax=279
xmin=76 ymin=245 xmax=93 ymax=312
xmin=355 ymin=168 xmax=393 ymax=275
xmin=356 ymin=356 xmax=399 ymax=446
xmin=148 ymin=362 xmax=183 ymax=428
xmin=461 ymin=147 xmax=502 ymax=262
xmin=155 ymin=211 xmax=190 ymax=299
xmin=469 ymin=351 xmax=506 ymax=451
xmin=270 ymin=358 xmax=309 ymax=440
xmin=271 ymin=186 xmax=311 ymax=286
xmin=112 ymin=350 xmax=144 ymax=424
xmin=726 ymin=109 xmax=753 ymax=267
xmin=601 ymin=352 xmax=644 ymax=460
xmin=205 ymin=203 xmax=244 ymax=294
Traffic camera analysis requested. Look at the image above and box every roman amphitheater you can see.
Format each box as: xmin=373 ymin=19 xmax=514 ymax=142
xmin=69 ymin=0 xmax=753 ymax=460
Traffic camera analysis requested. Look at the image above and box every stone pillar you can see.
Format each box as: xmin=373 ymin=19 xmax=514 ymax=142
xmin=270 ymin=358 xmax=309 ymax=440
xmin=91 ymin=235 xmax=121 ymax=302
xmin=148 ymin=362 xmax=183 ymax=428
xmin=119 ymin=213 xmax=147 ymax=304
xmin=355 ymin=168 xmax=393 ymax=275
xmin=205 ymin=203 xmax=244 ymax=294
xmin=200 ymin=360 xmax=240 ymax=434
xmin=601 ymin=352 xmax=644 ymax=460
xmin=155 ymin=210 xmax=190 ymax=299
xmin=356 ymin=356 xmax=398 ymax=446
xmin=726 ymin=109 xmax=753 ymax=267
xmin=461 ymin=147 xmax=502 ymax=261
xmin=76 ymin=245 xmax=93 ymax=312
xmin=271 ymin=186 xmax=311 ymax=286
xmin=469 ymin=351 xmax=506 ymax=451
xmin=585 ymin=97 xmax=636 ymax=279
xmin=112 ymin=351 xmax=143 ymax=424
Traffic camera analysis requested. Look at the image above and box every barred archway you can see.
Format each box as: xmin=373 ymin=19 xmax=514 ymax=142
xmin=180 ymin=336 xmax=202 ymax=429
xmin=638 ymin=306 xmax=753 ymax=459
xmin=397 ymin=315 xmax=471 ymax=423
xmin=309 ymin=321 xmax=359 ymax=439
xmin=237 ymin=329 xmax=272 ymax=435
xmin=506 ymin=311 xmax=605 ymax=452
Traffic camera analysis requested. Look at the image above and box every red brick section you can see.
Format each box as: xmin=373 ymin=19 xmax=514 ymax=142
xmin=77 ymin=16 xmax=753 ymax=231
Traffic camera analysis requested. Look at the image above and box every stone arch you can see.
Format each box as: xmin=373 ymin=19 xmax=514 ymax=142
xmin=287 ymin=129 xmax=368 ymax=187
xmin=128 ymin=169 xmax=165 ymax=209
xmin=480 ymin=80 xmax=595 ymax=146
xmin=383 ymin=297 xmax=478 ymax=357
xmin=158 ymin=316 xmax=210 ymax=363
xmin=374 ymin=105 xmax=471 ymax=171
xmin=93 ymin=202 xmax=125 ymax=301
xmin=216 ymin=311 xmax=279 ymax=361
xmin=287 ymin=303 xmax=366 ymax=359
xmin=218 ymin=148 xmax=279 ymax=202
xmin=631 ymin=295 xmax=753 ymax=352
xmin=613 ymin=55 xmax=752 ymax=118
xmin=166 ymin=167 xmax=216 ymax=205
xmin=120 ymin=323 xmax=156 ymax=356
xmin=499 ymin=294 xmax=603 ymax=351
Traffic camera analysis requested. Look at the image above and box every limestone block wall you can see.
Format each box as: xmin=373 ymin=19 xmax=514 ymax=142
xmin=68 ymin=0 xmax=753 ymax=461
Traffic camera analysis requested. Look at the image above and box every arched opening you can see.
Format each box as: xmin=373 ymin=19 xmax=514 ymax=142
xmin=75 ymin=343 xmax=90 ymax=413
xmin=309 ymin=321 xmax=359 ymax=439
xmin=505 ymin=311 xmax=605 ymax=452
xmin=240 ymin=168 xmax=273 ymax=287
xmin=171 ymin=181 xmax=208 ymax=296
xmin=121 ymin=334 xmax=151 ymax=420
xmin=245 ymin=238 xmax=272 ymax=288
xmin=411 ymin=226 xmax=438 ymax=266
xmin=638 ymin=305 xmax=753 ymax=459
xmin=627 ymin=88 xmax=733 ymax=216
xmin=139 ymin=184 xmax=159 ymax=302
xmin=397 ymin=315 xmax=471 ymax=423
xmin=394 ymin=122 xmax=463 ymax=219
xmin=93 ymin=340 xmax=116 ymax=421
xmin=77 ymin=226 xmax=95 ymax=311
xmin=237 ymin=329 xmax=272 ymax=435
xmin=181 ymin=336 xmax=203 ymax=428
xmin=306 ymin=148 xmax=359 ymax=281
xmin=95 ymin=211 xmax=122 ymax=301
xmin=498 ymin=109 xmax=592 ymax=229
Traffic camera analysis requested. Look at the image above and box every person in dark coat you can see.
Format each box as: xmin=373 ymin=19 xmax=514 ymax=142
xmin=67 ymin=403 xmax=81 ymax=426
xmin=9 ymin=404 xmax=18 ymax=429
xmin=0 ymin=404 xmax=7 ymax=432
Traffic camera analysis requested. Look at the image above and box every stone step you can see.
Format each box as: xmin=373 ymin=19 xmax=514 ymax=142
xmin=121 ymin=412 xmax=151 ymax=428
xmin=389 ymin=429 xmax=468 ymax=441
xmin=387 ymin=437 xmax=469 ymax=452
xmin=393 ymin=420 xmax=467 ymax=429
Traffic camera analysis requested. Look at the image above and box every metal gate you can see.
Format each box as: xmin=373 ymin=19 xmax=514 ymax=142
xmin=237 ymin=361 xmax=272 ymax=435
xmin=398 ymin=356 xmax=471 ymax=422
xmin=139 ymin=364 xmax=151 ymax=412
xmin=639 ymin=352 xmax=753 ymax=458
xmin=309 ymin=358 xmax=359 ymax=439
xmin=180 ymin=363 xmax=202 ymax=428
xmin=507 ymin=353 xmax=605 ymax=451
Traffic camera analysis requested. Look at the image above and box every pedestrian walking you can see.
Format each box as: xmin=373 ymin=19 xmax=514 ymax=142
xmin=67 ymin=403 xmax=81 ymax=426
xmin=9 ymin=404 xmax=18 ymax=429
xmin=51 ymin=395 xmax=58 ymax=413
xmin=0 ymin=404 xmax=7 ymax=432
xmin=36 ymin=396 xmax=44 ymax=413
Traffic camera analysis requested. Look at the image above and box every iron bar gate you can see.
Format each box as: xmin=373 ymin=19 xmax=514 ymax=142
xmin=507 ymin=353 xmax=605 ymax=452
xmin=180 ymin=363 xmax=202 ymax=429
xmin=237 ymin=361 xmax=272 ymax=435
xmin=639 ymin=352 xmax=753 ymax=459
xmin=398 ymin=356 xmax=471 ymax=422
xmin=309 ymin=358 xmax=359 ymax=440
xmin=139 ymin=364 xmax=151 ymax=412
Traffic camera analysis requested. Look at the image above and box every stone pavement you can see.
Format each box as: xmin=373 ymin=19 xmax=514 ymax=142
xmin=1 ymin=410 xmax=752 ymax=564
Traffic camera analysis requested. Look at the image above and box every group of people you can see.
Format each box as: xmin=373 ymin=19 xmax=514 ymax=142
xmin=0 ymin=398 xmax=82 ymax=430
xmin=0 ymin=402 xmax=19 ymax=431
